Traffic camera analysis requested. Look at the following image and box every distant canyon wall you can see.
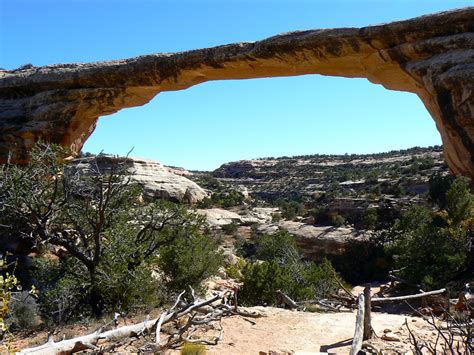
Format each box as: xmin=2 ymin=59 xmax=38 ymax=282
xmin=0 ymin=8 xmax=473 ymax=178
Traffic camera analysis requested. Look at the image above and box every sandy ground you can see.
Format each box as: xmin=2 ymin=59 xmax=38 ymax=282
xmin=194 ymin=307 xmax=431 ymax=354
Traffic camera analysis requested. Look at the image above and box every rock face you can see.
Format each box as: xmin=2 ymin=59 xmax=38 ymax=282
xmin=258 ymin=221 xmax=371 ymax=261
xmin=0 ymin=9 xmax=473 ymax=178
xmin=197 ymin=207 xmax=277 ymax=227
xmin=73 ymin=156 xmax=208 ymax=203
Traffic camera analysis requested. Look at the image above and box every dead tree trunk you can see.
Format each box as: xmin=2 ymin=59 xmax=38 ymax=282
xmin=363 ymin=285 xmax=372 ymax=341
xmin=350 ymin=293 xmax=365 ymax=355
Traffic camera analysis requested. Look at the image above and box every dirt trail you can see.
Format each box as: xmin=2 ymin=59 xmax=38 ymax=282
xmin=191 ymin=307 xmax=433 ymax=354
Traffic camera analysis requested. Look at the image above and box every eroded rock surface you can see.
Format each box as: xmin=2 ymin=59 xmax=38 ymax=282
xmin=0 ymin=8 xmax=473 ymax=178
xmin=258 ymin=221 xmax=371 ymax=261
xmin=73 ymin=156 xmax=208 ymax=203
xmin=197 ymin=207 xmax=277 ymax=227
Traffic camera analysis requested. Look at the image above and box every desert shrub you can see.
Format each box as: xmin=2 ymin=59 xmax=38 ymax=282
xmin=233 ymin=235 xmax=255 ymax=258
xmin=276 ymin=199 xmax=304 ymax=220
xmin=386 ymin=176 xmax=472 ymax=289
xmin=329 ymin=212 xmax=345 ymax=227
xmin=239 ymin=231 xmax=340 ymax=306
xmin=239 ymin=261 xmax=292 ymax=305
xmin=429 ymin=174 xmax=454 ymax=208
xmin=271 ymin=212 xmax=282 ymax=222
xmin=310 ymin=208 xmax=346 ymax=227
xmin=362 ymin=208 xmax=379 ymax=230
xmin=329 ymin=239 xmax=390 ymax=284
xmin=157 ymin=229 xmax=223 ymax=293
xmin=221 ymin=222 xmax=238 ymax=235
xmin=254 ymin=231 xmax=300 ymax=265
xmin=0 ymin=259 xmax=31 ymax=351
xmin=239 ymin=258 xmax=339 ymax=306
xmin=33 ymin=258 xmax=93 ymax=324
xmin=181 ymin=342 xmax=206 ymax=355
xmin=225 ymin=258 xmax=246 ymax=279
xmin=6 ymin=291 xmax=40 ymax=330
xmin=197 ymin=191 xmax=244 ymax=208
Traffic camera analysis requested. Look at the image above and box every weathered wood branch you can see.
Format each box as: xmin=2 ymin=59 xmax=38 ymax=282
xmin=363 ymin=285 xmax=372 ymax=341
xmin=19 ymin=289 xmax=263 ymax=354
xmin=372 ymin=288 xmax=447 ymax=303
xmin=276 ymin=290 xmax=299 ymax=309
xmin=350 ymin=294 xmax=365 ymax=355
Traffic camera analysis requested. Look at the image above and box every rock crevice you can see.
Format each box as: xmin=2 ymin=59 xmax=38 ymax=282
xmin=0 ymin=8 xmax=473 ymax=178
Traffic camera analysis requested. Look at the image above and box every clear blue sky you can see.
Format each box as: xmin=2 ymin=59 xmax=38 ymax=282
xmin=2 ymin=1 xmax=471 ymax=170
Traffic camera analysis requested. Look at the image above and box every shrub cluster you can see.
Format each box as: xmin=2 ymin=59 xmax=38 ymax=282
xmin=386 ymin=176 xmax=473 ymax=289
xmin=238 ymin=231 xmax=340 ymax=306
xmin=197 ymin=190 xmax=245 ymax=208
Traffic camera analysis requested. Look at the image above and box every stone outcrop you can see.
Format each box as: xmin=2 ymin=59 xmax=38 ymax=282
xmin=0 ymin=8 xmax=473 ymax=178
xmin=258 ymin=221 xmax=371 ymax=261
xmin=72 ymin=156 xmax=208 ymax=203
xmin=198 ymin=207 xmax=277 ymax=227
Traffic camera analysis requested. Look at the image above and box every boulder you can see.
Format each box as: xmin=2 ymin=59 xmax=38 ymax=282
xmin=197 ymin=208 xmax=243 ymax=227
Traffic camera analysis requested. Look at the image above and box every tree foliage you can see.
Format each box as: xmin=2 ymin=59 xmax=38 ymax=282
xmin=386 ymin=176 xmax=473 ymax=289
xmin=239 ymin=231 xmax=340 ymax=305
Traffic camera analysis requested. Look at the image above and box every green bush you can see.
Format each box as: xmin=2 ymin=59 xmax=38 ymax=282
xmin=239 ymin=231 xmax=340 ymax=306
xmin=329 ymin=213 xmax=345 ymax=227
xmin=158 ymin=230 xmax=223 ymax=293
xmin=6 ymin=291 xmax=40 ymax=330
xmin=181 ymin=343 xmax=206 ymax=355
xmin=239 ymin=261 xmax=290 ymax=305
xmin=239 ymin=258 xmax=339 ymax=306
xmin=386 ymin=176 xmax=472 ymax=289
xmin=197 ymin=191 xmax=244 ymax=209
xmin=362 ymin=208 xmax=379 ymax=230
xmin=221 ymin=223 xmax=238 ymax=235
xmin=278 ymin=200 xmax=304 ymax=220
xmin=254 ymin=231 xmax=300 ymax=265
xmin=429 ymin=174 xmax=454 ymax=208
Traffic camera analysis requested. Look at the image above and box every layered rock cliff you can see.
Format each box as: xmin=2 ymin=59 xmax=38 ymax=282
xmin=72 ymin=156 xmax=208 ymax=203
xmin=0 ymin=8 xmax=473 ymax=178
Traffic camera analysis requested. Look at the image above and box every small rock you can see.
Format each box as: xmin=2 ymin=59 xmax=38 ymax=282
xmin=383 ymin=328 xmax=392 ymax=333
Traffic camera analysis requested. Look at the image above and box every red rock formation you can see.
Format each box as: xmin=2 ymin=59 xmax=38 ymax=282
xmin=0 ymin=8 xmax=473 ymax=178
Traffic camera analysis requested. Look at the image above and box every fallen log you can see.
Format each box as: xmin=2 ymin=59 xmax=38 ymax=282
xmin=19 ymin=317 xmax=158 ymax=354
xmin=372 ymin=288 xmax=446 ymax=303
xmin=19 ymin=289 xmax=262 ymax=354
xmin=388 ymin=271 xmax=424 ymax=292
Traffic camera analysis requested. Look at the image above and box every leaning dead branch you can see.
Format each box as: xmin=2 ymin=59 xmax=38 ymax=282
xmin=276 ymin=290 xmax=299 ymax=309
xmin=372 ymin=288 xmax=447 ymax=303
xmin=19 ymin=288 xmax=263 ymax=354
xmin=350 ymin=293 xmax=365 ymax=355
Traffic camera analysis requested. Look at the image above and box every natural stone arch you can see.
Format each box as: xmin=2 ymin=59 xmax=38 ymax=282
xmin=0 ymin=8 xmax=473 ymax=178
